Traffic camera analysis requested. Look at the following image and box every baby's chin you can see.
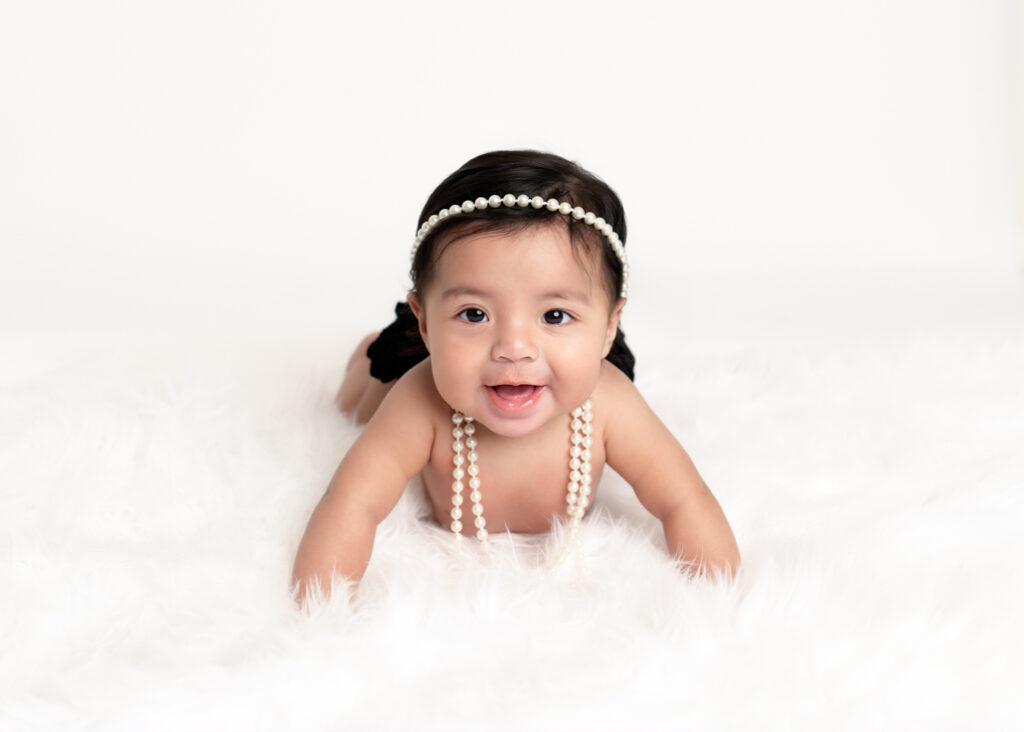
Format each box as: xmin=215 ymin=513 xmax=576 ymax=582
xmin=469 ymin=412 xmax=555 ymax=439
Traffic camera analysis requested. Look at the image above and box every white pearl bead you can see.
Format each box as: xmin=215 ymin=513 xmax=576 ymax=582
xmin=417 ymin=197 xmax=627 ymax=304
xmin=447 ymin=399 xmax=595 ymax=564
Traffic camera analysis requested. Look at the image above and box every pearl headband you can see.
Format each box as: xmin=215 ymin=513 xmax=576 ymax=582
xmin=411 ymin=193 xmax=629 ymax=298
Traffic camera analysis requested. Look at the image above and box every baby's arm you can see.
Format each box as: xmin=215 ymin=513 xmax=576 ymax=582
xmin=602 ymin=365 xmax=740 ymax=578
xmin=291 ymin=364 xmax=435 ymax=601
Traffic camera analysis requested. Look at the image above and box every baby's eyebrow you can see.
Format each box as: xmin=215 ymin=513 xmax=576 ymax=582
xmin=439 ymin=286 xmax=490 ymax=300
xmin=541 ymin=290 xmax=591 ymax=303
xmin=439 ymin=286 xmax=591 ymax=303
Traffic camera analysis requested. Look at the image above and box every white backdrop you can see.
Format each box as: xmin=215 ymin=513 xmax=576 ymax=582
xmin=3 ymin=4 xmax=1024 ymax=728
xmin=1 ymin=0 xmax=1020 ymax=334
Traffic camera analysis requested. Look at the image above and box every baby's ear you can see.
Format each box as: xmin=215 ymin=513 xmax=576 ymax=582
xmin=406 ymin=292 xmax=430 ymax=352
xmin=602 ymin=298 xmax=626 ymax=357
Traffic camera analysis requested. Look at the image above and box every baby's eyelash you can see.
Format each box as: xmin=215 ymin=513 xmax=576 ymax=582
xmin=543 ymin=309 xmax=574 ymax=325
xmin=458 ymin=308 xmax=488 ymax=323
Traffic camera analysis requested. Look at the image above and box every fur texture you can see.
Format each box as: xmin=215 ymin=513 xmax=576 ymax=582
xmin=2 ymin=289 xmax=1023 ymax=730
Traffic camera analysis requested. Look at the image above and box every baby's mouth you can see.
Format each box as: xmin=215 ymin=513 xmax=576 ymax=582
xmin=486 ymin=384 xmax=544 ymax=413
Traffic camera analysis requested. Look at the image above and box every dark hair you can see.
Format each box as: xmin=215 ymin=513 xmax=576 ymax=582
xmin=369 ymin=150 xmax=635 ymax=381
xmin=411 ymin=150 xmax=628 ymax=305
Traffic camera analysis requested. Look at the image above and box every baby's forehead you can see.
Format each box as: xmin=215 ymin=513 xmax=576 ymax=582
xmin=428 ymin=223 xmax=613 ymax=304
xmin=436 ymin=220 xmax=605 ymax=268
xmin=415 ymin=216 xmax=620 ymax=306
xmin=453 ymin=222 xmax=599 ymax=265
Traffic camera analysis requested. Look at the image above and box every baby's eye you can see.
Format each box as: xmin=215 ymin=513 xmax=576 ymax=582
xmin=543 ymin=309 xmax=573 ymax=325
xmin=458 ymin=308 xmax=488 ymax=323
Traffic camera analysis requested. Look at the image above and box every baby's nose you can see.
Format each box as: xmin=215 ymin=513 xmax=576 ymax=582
xmin=490 ymin=321 xmax=538 ymax=362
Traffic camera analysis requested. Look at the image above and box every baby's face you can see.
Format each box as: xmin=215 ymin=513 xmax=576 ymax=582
xmin=409 ymin=224 xmax=623 ymax=438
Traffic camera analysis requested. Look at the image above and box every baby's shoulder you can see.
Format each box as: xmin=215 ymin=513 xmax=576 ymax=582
xmin=594 ymin=358 xmax=642 ymax=406
xmin=593 ymin=359 xmax=655 ymax=443
xmin=382 ymin=358 xmax=449 ymax=421
xmin=358 ymin=358 xmax=447 ymax=461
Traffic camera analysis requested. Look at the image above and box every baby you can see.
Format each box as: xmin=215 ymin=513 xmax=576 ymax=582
xmin=292 ymin=150 xmax=740 ymax=599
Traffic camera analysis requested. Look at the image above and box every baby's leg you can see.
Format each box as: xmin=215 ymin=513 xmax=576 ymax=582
xmin=336 ymin=332 xmax=395 ymax=424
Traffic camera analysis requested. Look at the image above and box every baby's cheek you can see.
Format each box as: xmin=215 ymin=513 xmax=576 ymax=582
xmin=430 ymin=356 xmax=469 ymax=408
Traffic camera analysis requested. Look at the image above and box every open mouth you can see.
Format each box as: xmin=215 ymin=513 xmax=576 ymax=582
xmin=486 ymin=384 xmax=544 ymax=413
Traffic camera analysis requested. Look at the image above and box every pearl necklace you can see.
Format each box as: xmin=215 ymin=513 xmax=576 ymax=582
xmin=450 ymin=400 xmax=594 ymax=567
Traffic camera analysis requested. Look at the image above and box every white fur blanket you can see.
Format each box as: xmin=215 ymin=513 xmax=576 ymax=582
xmin=2 ymin=284 xmax=1023 ymax=730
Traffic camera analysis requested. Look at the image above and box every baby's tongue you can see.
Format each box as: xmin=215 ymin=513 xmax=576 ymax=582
xmin=494 ymin=384 xmax=535 ymax=400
